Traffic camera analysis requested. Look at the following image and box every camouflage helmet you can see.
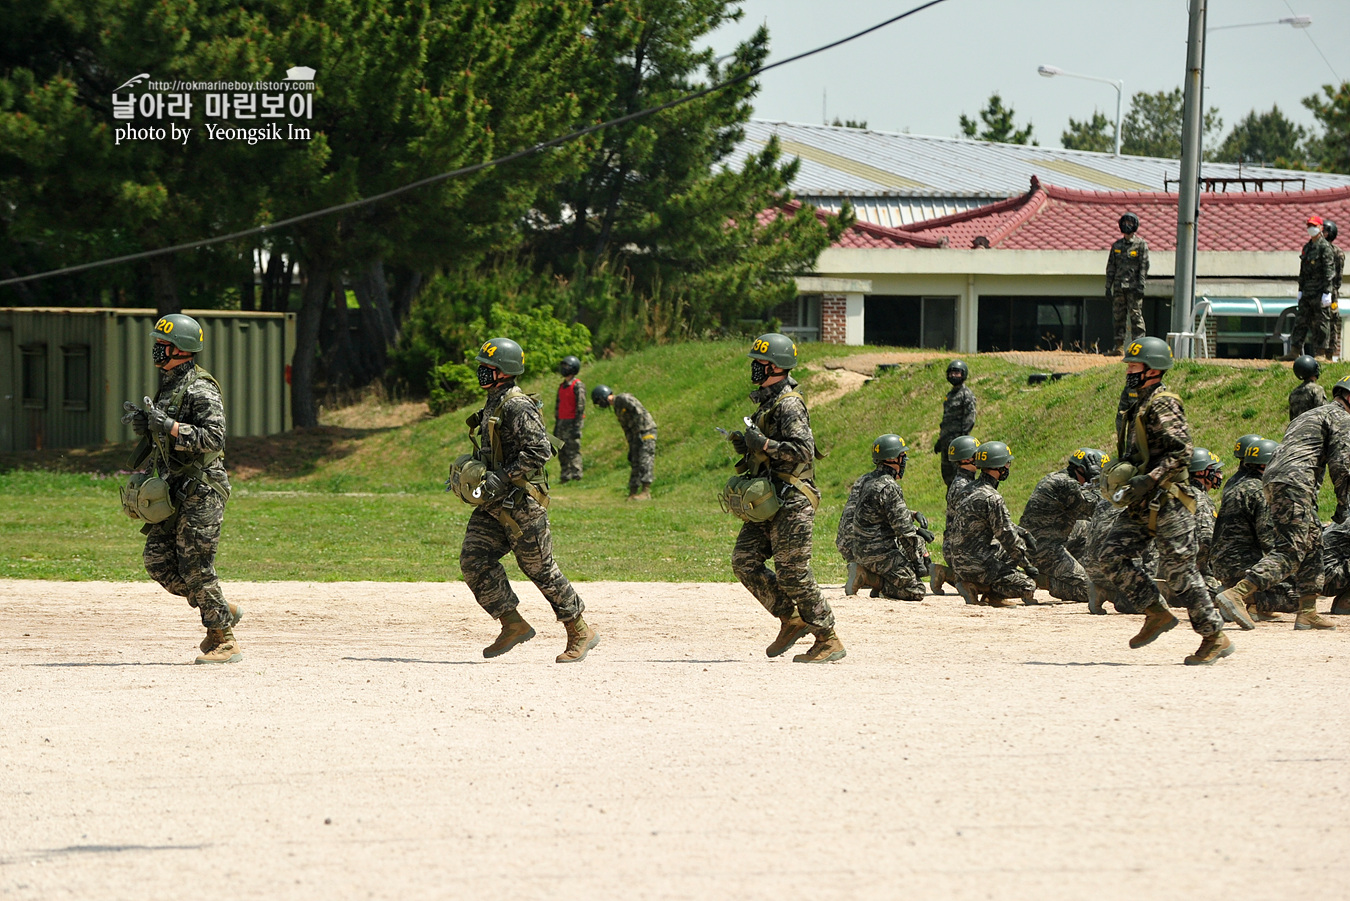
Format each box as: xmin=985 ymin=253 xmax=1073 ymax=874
xmin=591 ymin=384 xmax=613 ymax=406
xmin=1334 ymin=375 xmax=1350 ymax=400
xmin=946 ymin=435 xmax=981 ymax=464
xmin=1122 ymin=336 xmax=1174 ymax=371
xmin=475 ymin=337 xmax=524 ymax=376
xmin=872 ymin=434 xmax=908 ymax=463
xmin=150 ymin=313 xmax=204 ymax=353
xmin=1243 ymin=438 xmax=1279 ymax=468
xmin=1068 ymin=447 xmax=1108 ymax=478
xmin=747 ymin=333 xmax=798 ymax=369
xmin=1189 ymin=446 xmax=1222 ymax=474
xmin=973 ymin=440 xmax=1013 ymax=469
xmin=558 ymin=355 xmax=581 ymax=377
xmin=1233 ymin=433 xmax=1262 ymax=461
xmin=1293 ymin=355 xmax=1320 ymax=380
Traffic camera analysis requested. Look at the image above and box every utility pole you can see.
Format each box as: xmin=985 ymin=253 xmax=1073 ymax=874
xmin=1173 ymin=0 xmax=1207 ymax=346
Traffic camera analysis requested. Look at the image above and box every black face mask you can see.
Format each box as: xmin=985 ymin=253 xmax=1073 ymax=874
xmin=1125 ymin=371 xmax=1145 ymax=392
xmin=994 ymin=465 xmax=1011 ymax=482
xmin=946 ymin=372 xmax=963 ymax=386
xmin=751 ymin=360 xmax=770 ymax=384
xmin=477 ymin=364 xmax=499 ymax=387
xmin=152 ymin=342 xmax=172 ymax=366
xmin=893 ymin=456 xmax=907 ymax=480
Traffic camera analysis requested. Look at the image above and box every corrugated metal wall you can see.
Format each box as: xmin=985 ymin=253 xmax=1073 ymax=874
xmin=1 ymin=308 xmax=295 ymax=452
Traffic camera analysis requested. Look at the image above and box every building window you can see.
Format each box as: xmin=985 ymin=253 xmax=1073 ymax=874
xmin=21 ymin=344 xmax=46 ymax=410
xmin=62 ymin=345 xmax=90 ymax=411
xmin=864 ymin=295 xmax=956 ymax=348
xmin=773 ymin=294 xmax=822 ymax=342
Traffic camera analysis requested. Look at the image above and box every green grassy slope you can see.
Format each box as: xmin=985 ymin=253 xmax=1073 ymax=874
xmin=1 ymin=340 xmax=1340 ymax=582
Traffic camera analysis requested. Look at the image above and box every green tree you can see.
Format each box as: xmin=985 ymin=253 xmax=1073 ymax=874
xmin=959 ymin=93 xmax=1035 ymax=145
xmin=1302 ymin=80 xmax=1350 ymax=174
xmin=1212 ymin=105 xmax=1308 ymax=166
xmin=830 ymin=117 xmax=868 ymax=129
xmin=1061 ymin=110 xmax=1114 ymax=153
xmin=1120 ymin=87 xmax=1221 ymax=159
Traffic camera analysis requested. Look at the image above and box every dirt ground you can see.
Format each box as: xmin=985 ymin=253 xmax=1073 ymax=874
xmin=3 ymin=579 xmax=1347 ymax=901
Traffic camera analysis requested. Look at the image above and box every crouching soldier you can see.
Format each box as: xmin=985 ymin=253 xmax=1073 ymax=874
xmin=930 ymin=434 xmax=980 ymax=594
xmin=946 ymin=440 xmax=1038 ymax=607
xmin=1212 ymin=437 xmax=1298 ymax=621
xmin=839 ymin=435 xmax=927 ymax=601
xmin=1320 ymin=518 xmax=1350 ymax=614
xmin=1018 ymin=448 xmax=1105 ymax=603
xmin=453 ymin=337 xmax=598 ymax=662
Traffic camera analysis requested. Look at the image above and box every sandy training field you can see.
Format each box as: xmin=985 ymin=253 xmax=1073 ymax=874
xmin=3 ymin=578 xmax=1347 ymax=900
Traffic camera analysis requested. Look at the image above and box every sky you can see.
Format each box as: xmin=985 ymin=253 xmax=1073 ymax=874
xmin=707 ymin=0 xmax=1347 ymax=147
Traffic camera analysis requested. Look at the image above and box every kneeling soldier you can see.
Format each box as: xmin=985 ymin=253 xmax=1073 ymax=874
xmin=456 ymin=337 xmax=597 ymax=662
xmin=946 ymin=440 xmax=1038 ymax=607
xmin=841 ymin=435 xmax=927 ymax=601
xmin=1019 ymin=448 xmax=1105 ymax=603
xmin=1212 ymin=437 xmax=1298 ymax=621
xmin=931 ymin=434 xmax=980 ymax=594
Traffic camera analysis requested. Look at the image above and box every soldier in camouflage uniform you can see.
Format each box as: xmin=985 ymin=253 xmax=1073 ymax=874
xmin=1327 ymin=221 xmax=1344 ymax=360
xmin=1170 ymin=447 xmax=1224 ymax=607
xmin=730 ymin=333 xmax=844 ymax=663
xmin=946 ymin=441 xmax=1038 ymax=607
xmin=1212 ymin=437 xmax=1298 ymax=619
xmin=1215 ymin=375 xmax=1350 ymax=631
xmin=125 ymin=314 xmax=241 ymax=664
xmin=931 ymin=434 xmax=980 ymax=594
xmin=1289 ymin=355 xmax=1326 ymax=421
xmin=592 ymin=385 xmax=656 ymax=500
xmin=457 ymin=337 xmax=598 ymax=662
xmin=1319 ymin=518 xmax=1350 ymax=614
xmin=934 ymin=361 xmax=977 ymax=485
xmin=838 ymin=435 xmax=928 ymax=601
xmin=1018 ymin=448 xmax=1106 ymax=604
xmin=1285 ymin=215 xmax=1337 ymax=359
xmin=553 ymin=356 xmax=586 ymax=482
xmin=1100 ymin=337 xmax=1230 ymax=664
xmin=1105 ymin=212 xmax=1149 ymax=355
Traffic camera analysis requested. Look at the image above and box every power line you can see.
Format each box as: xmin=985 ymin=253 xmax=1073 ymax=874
xmin=0 ymin=0 xmax=952 ymax=289
xmin=1281 ymin=0 xmax=1341 ymax=81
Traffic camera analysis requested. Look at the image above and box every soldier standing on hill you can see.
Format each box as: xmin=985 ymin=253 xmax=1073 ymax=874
xmin=1327 ymin=221 xmax=1344 ymax=360
xmin=935 ymin=361 xmax=976 ymax=485
xmin=1105 ymin=212 xmax=1149 ymax=355
xmin=1284 ymin=215 xmax=1336 ymax=360
xmin=1100 ymin=337 xmax=1231 ymax=664
xmin=591 ymin=385 xmax=656 ymax=500
xmin=730 ymin=333 xmax=844 ymax=663
xmin=1289 ymin=355 xmax=1326 ymax=421
xmin=125 ymin=314 xmax=241 ymax=664
xmin=457 ymin=337 xmax=598 ymax=662
xmin=554 ymin=356 xmax=586 ymax=482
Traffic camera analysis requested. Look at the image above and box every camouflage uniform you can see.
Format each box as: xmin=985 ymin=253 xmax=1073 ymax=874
xmin=553 ymin=376 xmax=586 ymax=482
xmin=1100 ymin=383 xmax=1222 ymax=636
xmin=732 ymin=377 xmax=834 ymax=630
xmin=460 ymin=380 xmax=583 ymax=623
xmin=1331 ymin=243 xmax=1345 ymax=359
xmin=1080 ymin=498 xmax=1154 ymax=613
xmin=1289 ymin=381 xmax=1326 ymax=421
xmin=1106 ymin=234 xmax=1149 ymax=350
xmin=1245 ymin=403 xmax=1350 ymax=596
xmin=1320 ymin=520 xmax=1350 ymax=596
xmin=1212 ymin=468 xmax=1297 ymax=613
xmin=946 ymin=473 xmax=1035 ymax=599
xmin=1019 ymin=469 xmax=1098 ymax=602
xmin=1289 ymin=234 xmax=1336 ymax=355
xmin=846 ymin=467 xmax=926 ymax=601
xmin=935 ymin=386 xmax=976 ymax=485
xmin=141 ymin=363 xmax=233 ymax=630
xmin=1190 ymin=483 xmax=1221 ymax=597
xmin=612 ymin=392 xmax=656 ymax=494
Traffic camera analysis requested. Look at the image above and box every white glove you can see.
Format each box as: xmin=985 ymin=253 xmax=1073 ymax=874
xmin=1323 ymin=293 xmax=1334 ymax=308
xmin=1297 ymin=291 xmax=1303 ymax=300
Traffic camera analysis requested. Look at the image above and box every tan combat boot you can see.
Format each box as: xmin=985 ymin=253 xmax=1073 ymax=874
xmin=766 ymin=615 xmax=813 ymax=658
xmin=1247 ymin=603 xmax=1281 ymax=623
xmin=484 ymin=608 xmax=536 ymax=658
xmin=987 ymin=595 xmax=1020 ymax=608
xmin=1184 ymin=631 xmax=1235 ymax=665
xmin=200 ymin=602 xmax=244 ymax=654
xmin=557 ymin=615 xmax=599 ymax=663
xmin=1330 ymin=591 xmax=1350 ymax=616
xmin=195 ymin=628 xmax=241 ymax=664
xmin=844 ymin=563 xmax=861 ymax=596
xmin=1129 ymin=603 xmax=1179 ymax=649
xmin=627 ymin=484 xmax=652 ymax=502
xmin=1214 ymin=579 xmax=1258 ymax=630
xmin=1294 ymin=595 xmax=1336 ymax=631
xmin=793 ymin=629 xmax=846 ymax=663
xmin=930 ymin=563 xmax=952 ymax=596
xmin=1087 ymin=583 xmax=1107 ymax=615
xmin=955 ymin=581 xmax=984 ymax=605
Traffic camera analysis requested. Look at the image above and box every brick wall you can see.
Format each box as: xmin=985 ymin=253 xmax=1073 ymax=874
xmin=822 ymin=294 xmax=847 ymax=344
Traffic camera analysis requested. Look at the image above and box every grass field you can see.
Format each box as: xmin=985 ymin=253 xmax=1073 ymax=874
xmin=1 ymin=340 xmax=1342 ymax=582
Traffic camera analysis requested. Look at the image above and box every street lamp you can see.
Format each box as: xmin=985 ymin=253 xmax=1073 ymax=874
xmin=1208 ymin=15 xmax=1311 ymax=32
xmin=1038 ymin=64 xmax=1123 ymax=155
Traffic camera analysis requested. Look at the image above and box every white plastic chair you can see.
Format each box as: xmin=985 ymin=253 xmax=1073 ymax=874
xmin=1168 ymin=298 xmax=1212 ymax=359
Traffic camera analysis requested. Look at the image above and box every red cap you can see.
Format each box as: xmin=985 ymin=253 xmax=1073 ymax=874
xmin=1308 ymin=215 xmax=1325 ymax=226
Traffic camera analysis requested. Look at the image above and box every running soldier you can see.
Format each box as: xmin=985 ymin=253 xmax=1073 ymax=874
xmin=1212 ymin=437 xmax=1298 ymax=621
xmin=1105 ymin=212 xmax=1149 ymax=355
xmin=1214 ymin=374 xmax=1350 ymax=631
xmin=554 ymin=355 xmax=586 ymax=482
xmin=591 ymin=385 xmax=656 ymax=500
xmin=730 ymin=334 xmax=844 ymax=662
xmin=1289 ymin=355 xmax=1326 ymax=421
xmin=1327 ymin=221 xmax=1344 ymax=360
xmin=456 ymin=337 xmax=597 ymax=662
xmin=125 ymin=313 xmax=240 ymax=664
xmin=1019 ymin=448 xmax=1106 ymax=603
xmin=1284 ymin=215 xmax=1336 ymax=359
xmin=931 ymin=434 xmax=980 ymax=594
xmin=946 ymin=441 xmax=1038 ymax=607
xmin=934 ymin=361 xmax=977 ymax=485
xmin=1100 ymin=337 xmax=1230 ymax=664
xmin=839 ymin=435 xmax=927 ymax=601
